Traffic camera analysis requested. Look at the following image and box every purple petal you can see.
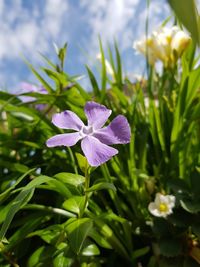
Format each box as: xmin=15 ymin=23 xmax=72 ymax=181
xmin=93 ymin=115 xmax=131 ymax=145
xmin=20 ymin=82 xmax=36 ymax=93
xmin=81 ymin=136 xmax=118 ymax=167
xmin=52 ymin=111 xmax=84 ymax=131
xmin=18 ymin=95 xmax=36 ymax=103
xmin=84 ymin=101 xmax=112 ymax=129
xmin=38 ymin=86 xmax=48 ymax=94
xmin=46 ymin=132 xmax=82 ymax=147
xmin=35 ymin=104 xmax=47 ymax=111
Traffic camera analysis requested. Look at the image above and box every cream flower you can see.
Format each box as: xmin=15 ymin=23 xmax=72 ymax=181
xmin=171 ymin=30 xmax=191 ymax=57
xmin=148 ymin=193 xmax=175 ymax=218
xmin=133 ymin=26 xmax=191 ymax=68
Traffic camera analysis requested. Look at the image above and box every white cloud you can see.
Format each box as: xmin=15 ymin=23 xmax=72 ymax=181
xmin=81 ymin=0 xmax=139 ymax=50
xmin=0 ymin=0 xmax=69 ymax=61
xmin=42 ymin=0 xmax=68 ymax=38
xmin=79 ymin=0 xmax=170 ymax=79
xmin=0 ymin=0 xmax=171 ymax=89
xmin=0 ymin=0 xmax=70 ymax=88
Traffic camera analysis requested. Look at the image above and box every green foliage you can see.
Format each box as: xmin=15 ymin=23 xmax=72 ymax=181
xmin=0 ymin=21 xmax=200 ymax=267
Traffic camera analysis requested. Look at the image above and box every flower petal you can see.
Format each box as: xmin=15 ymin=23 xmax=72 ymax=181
xmin=148 ymin=203 xmax=163 ymax=217
xmin=52 ymin=111 xmax=84 ymax=131
xmin=84 ymin=101 xmax=111 ymax=129
xmin=94 ymin=115 xmax=131 ymax=145
xmin=46 ymin=132 xmax=82 ymax=147
xmin=81 ymin=136 xmax=118 ymax=167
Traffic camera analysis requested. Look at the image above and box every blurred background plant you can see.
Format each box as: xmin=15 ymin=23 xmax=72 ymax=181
xmin=0 ymin=1 xmax=200 ymax=267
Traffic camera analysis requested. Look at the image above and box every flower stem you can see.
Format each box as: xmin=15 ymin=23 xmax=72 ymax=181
xmin=80 ymin=164 xmax=90 ymax=217
xmin=21 ymin=204 xmax=76 ymax=218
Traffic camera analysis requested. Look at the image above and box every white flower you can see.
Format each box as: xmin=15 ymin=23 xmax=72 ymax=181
xmin=148 ymin=193 xmax=175 ymax=218
xmin=171 ymin=30 xmax=191 ymax=57
xmin=133 ymin=26 xmax=191 ymax=68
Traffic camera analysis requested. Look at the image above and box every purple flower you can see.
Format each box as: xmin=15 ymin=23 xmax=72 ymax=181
xmin=17 ymin=82 xmax=47 ymax=103
xmin=46 ymin=101 xmax=131 ymax=167
xmin=16 ymin=82 xmax=48 ymax=110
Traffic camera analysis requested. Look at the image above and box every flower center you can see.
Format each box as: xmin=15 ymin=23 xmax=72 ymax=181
xmin=80 ymin=125 xmax=94 ymax=137
xmin=159 ymin=203 xmax=168 ymax=212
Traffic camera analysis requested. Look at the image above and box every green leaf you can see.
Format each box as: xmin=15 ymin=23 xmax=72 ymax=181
xmin=86 ymin=182 xmax=116 ymax=193
xmin=23 ymin=58 xmax=54 ymax=94
xmin=58 ymin=43 xmax=67 ymax=70
xmin=53 ymin=253 xmax=74 ymax=267
xmin=86 ymin=65 xmax=100 ymax=96
xmin=0 ymin=175 xmax=58 ymax=240
xmin=99 ymin=37 xmax=107 ymax=101
xmin=54 ymin=172 xmax=85 ymax=187
xmin=81 ymin=242 xmax=100 ymax=256
xmin=132 ymin=246 xmax=150 ymax=259
xmin=65 ymin=218 xmax=93 ymax=254
xmin=4 ymin=214 xmax=48 ymax=251
xmin=0 ymin=168 xmax=35 ymax=204
xmin=75 ymin=153 xmax=89 ymax=174
xmin=159 ymin=238 xmax=182 ymax=257
xmin=45 ymin=178 xmax=72 ymax=198
xmin=88 ymin=229 xmax=112 ymax=249
xmin=114 ymin=41 xmax=123 ymax=86
xmin=63 ymin=196 xmax=85 ymax=216
xmin=39 ymin=52 xmax=57 ymax=69
xmin=180 ymin=199 xmax=200 ymax=213
xmin=41 ymin=68 xmax=67 ymax=86
xmin=27 ymin=246 xmax=55 ymax=267
xmin=29 ymin=224 xmax=65 ymax=246
xmin=0 ymin=188 xmax=34 ymax=241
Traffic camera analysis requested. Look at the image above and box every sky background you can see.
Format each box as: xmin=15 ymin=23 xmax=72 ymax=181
xmin=0 ymin=0 xmax=172 ymax=92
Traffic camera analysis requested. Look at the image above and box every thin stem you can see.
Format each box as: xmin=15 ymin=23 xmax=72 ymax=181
xmin=67 ymin=147 xmax=78 ymax=174
xmin=21 ymin=204 xmax=76 ymax=218
xmin=80 ymin=164 xmax=90 ymax=217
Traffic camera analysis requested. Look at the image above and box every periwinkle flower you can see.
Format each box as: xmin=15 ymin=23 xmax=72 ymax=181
xmin=18 ymin=82 xmax=47 ymax=103
xmin=148 ymin=193 xmax=176 ymax=218
xmin=46 ymin=101 xmax=131 ymax=166
xmin=15 ymin=82 xmax=48 ymax=110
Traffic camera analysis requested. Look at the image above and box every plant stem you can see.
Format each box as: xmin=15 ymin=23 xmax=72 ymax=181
xmin=80 ymin=164 xmax=90 ymax=217
xmin=21 ymin=204 xmax=76 ymax=218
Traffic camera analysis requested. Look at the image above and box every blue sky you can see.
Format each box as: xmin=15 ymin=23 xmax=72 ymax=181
xmin=0 ymin=0 xmax=171 ymax=92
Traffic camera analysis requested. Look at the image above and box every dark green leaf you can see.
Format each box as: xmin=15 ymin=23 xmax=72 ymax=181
xmin=65 ymin=218 xmax=93 ymax=254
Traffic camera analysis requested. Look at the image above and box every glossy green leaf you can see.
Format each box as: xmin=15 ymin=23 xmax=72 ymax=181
xmin=81 ymin=243 xmax=100 ymax=256
xmin=63 ymin=196 xmax=85 ymax=216
xmin=54 ymin=172 xmax=85 ymax=187
xmin=86 ymin=65 xmax=100 ymax=96
xmin=75 ymin=153 xmax=89 ymax=174
xmin=65 ymin=218 xmax=93 ymax=254
xmin=27 ymin=246 xmax=55 ymax=267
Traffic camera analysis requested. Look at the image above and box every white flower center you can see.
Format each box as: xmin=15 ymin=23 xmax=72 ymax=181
xmin=80 ymin=125 xmax=94 ymax=137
